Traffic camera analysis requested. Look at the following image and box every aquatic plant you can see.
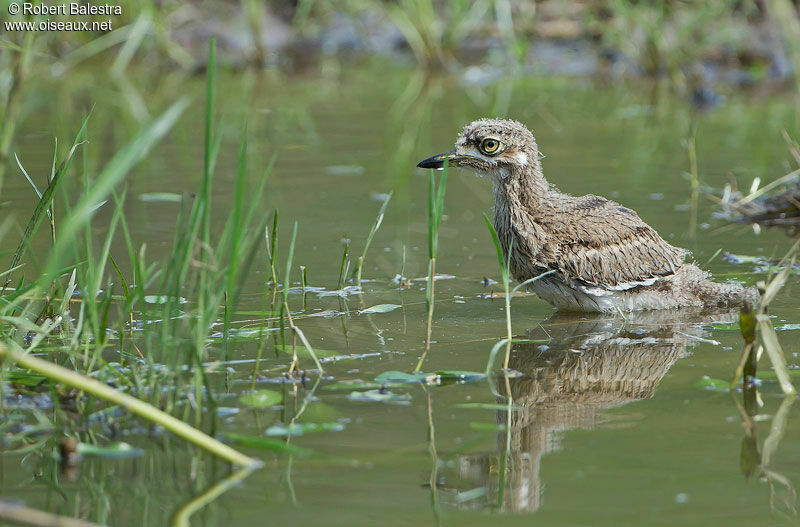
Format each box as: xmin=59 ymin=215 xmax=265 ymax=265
xmin=483 ymin=215 xmax=554 ymax=371
xmin=279 ymin=221 xmax=324 ymax=374
xmin=354 ymin=192 xmax=392 ymax=287
xmin=415 ymin=160 xmax=447 ymax=373
xmin=0 ymin=39 xmax=270 ymax=468
xmin=733 ymin=240 xmax=799 ymax=394
xmin=712 ymin=132 xmax=800 ymax=234
xmin=387 ymin=0 xmax=526 ymax=66
xmin=0 ymin=342 xmax=259 ymax=468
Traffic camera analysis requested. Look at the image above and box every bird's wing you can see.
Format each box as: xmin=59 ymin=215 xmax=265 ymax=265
xmin=530 ymin=194 xmax=685 ymax=291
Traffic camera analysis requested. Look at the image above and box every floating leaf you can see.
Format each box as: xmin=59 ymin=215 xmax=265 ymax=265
xmin=348 ymin=389 xmax=411 ymax=404
xmin=266 ymin=422 xmax=345 ymax=437
xmin=723 ymin=254 xmax=766 ymax=265
xmin=694 ymin=376 xmax=729 ymax=392
xmin=301 ymin=402 xmax=340 ymax=422
xmin=77 ymin=442 xmax=144 ymax=459
xmin=435 ymin=370 xmax=486 ymax=381
xmin=359 ymin=304 xmax=402 ymax=314
xmin=240 ymin=390 xmax=282 ymax=408
xmin=223 ymin=433 xmax=314 ymax=456
xmin=373 ymin=370 xmax=485 ymax=385
xmin=139 ymin=192 xmax=182 ymax=203
xmin=323 ymin=381 xmax=405 ymax=391
xmin=374 ymin=371 xmax=428 ymax=383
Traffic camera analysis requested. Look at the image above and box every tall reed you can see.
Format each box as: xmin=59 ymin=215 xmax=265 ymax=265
xmin=280 ymin=222 xmax=323 ymax=374
xmin=354 ymin=193 xmax=392 ymax=287
xmin=0 ymin=37 xmax=272 ymax=447
xmin=483 ymin=215 xmax=554 ymax=371
xmin=415 ymin=162 xmax=447 ymax=373
xmin=733 ymin=240 xmax=799 ymax=394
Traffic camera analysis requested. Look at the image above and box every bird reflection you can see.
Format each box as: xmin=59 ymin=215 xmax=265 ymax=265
xmin=441 ymin=309 xmax=733 ymax=513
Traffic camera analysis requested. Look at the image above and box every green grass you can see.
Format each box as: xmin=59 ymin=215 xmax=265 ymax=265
xmin=0 ymin=39 xmax=270 ymax=466
xmin=415 ymin=161 xmax=447 ymax=373
xmin=353 ymin=192 xmax=392 ymax=287
xmin=483 ymin=215 xmax=554 ymax=372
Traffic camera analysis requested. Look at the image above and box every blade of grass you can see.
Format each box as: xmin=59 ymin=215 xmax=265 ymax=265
xmin=757 ymin=315 xmax=796 ymax=395
xmin=41 ymin=99 xmax=188 ymax=287
xmin=416 ymin=161 xmax=447 ymax=373
xmin=355 ymin=192 xmax=392 ymax=287
xmin=282 ymin=222 xmax=298 ymax=309
xmin=3 ymin=113 xmax=91 ymax=292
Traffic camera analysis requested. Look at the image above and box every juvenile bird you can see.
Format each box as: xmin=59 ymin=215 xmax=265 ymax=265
xmin=417 ymin=118 xmax=755 ymax=313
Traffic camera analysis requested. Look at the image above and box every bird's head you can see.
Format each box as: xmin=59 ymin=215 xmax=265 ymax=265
xmin=417 ymin=118 xmax=541 ymax=180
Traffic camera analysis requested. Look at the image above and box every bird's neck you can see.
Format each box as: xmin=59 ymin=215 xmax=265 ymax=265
xmin=497 ymin=157 xmax=547 ymax=200
xmin=491 ymin=160 xmax=548 ymax=266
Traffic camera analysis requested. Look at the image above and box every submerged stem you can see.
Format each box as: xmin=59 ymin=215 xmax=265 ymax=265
xmin=415 ymin=258 xmax=436 ymax=373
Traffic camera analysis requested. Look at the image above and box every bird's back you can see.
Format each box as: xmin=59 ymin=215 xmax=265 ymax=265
xmin=527 ymin=192 xmax=685 ymax=291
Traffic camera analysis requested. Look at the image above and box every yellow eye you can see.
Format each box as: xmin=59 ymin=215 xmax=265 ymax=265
xmin=480 ymin=138 xmax=501 ymax=155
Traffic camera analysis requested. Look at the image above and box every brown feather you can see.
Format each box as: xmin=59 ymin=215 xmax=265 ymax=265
xmin=423 ymin=118 xmax=757 ymax=312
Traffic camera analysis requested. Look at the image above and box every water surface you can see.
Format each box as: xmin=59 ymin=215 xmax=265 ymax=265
xmin=2 ymin=62 xmax=799 ymax=526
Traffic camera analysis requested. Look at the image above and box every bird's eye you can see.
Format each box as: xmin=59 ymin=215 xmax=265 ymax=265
xmin=480 ymin=138 xmax=501 ymax=155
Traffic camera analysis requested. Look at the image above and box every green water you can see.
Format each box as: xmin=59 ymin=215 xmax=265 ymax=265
xmin=2 ymin=61 xmax=800 ymax=526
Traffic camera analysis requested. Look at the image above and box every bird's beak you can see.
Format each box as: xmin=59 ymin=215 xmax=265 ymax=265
xmin=416 ymin=149 xmax=464 ymax=169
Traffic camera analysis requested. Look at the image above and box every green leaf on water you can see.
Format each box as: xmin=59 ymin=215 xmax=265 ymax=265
xmin=240 ymin=390 xmax=282 ymax=408
xmin=277 ymin=345 xmax=338 ymax=359
xmin=348 ymin=389 xmax=412 ymax=404
xmin=695 ymin=376 xmax=730 ymax=392
xmin=301 ymin=402 xmax=340 ymax=422
xmin=223 ymin=433 xmax=314 ymax=456
xmin=374 ymin=371 xmax=428 ymax=383
xmin=724 ymin=254 xmax=765 ymax=264
xmin=138 ymin=192 xmax=182 ymax=203
xmin=359 ymin=304 xmax=402 ymax=314
xmin=77 ymin=442 xmax=144 ymax=458
xmin=265 ymin=422 xmax=345 ymax=437
xmin=373 ymin=370 xmax=486 ymax=385
xmin=435 ymin=370 xmax=486 ymax=381
xmin=323 ymin=381 xmax=405 ymax=391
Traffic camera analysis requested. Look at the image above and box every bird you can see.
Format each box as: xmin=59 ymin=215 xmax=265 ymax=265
xmin=417 ymin=118 xmax=756 ymax=313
